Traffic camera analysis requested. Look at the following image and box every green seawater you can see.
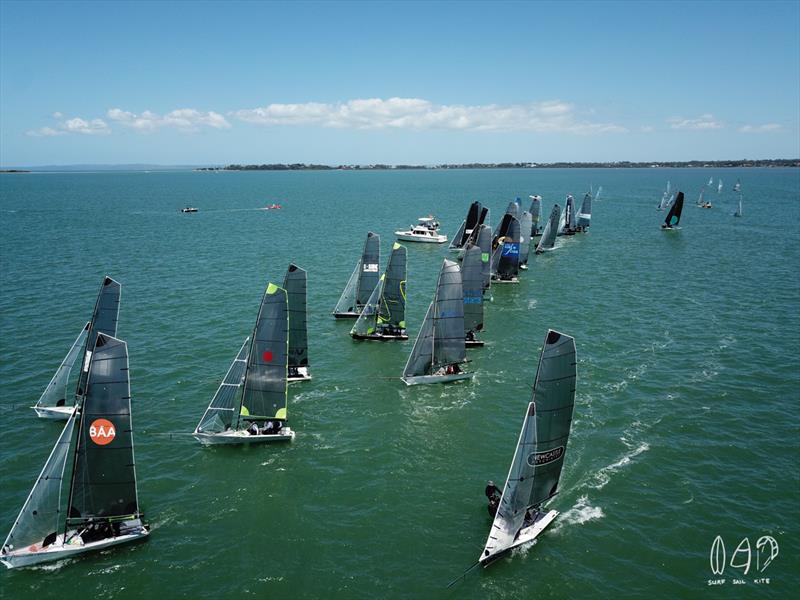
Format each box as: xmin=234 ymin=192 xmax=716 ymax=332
xmin=0 ymin=168 xmax=798 ymax=598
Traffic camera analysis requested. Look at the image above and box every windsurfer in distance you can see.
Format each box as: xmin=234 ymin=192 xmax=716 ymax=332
xmin=485 ymin=481 xmax=502 ymax=517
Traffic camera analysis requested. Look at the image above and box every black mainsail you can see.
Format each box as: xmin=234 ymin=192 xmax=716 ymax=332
xmin=284 ymin=264 xmax=310 ymax=377
xmin=663 ymin=191 xmax=684 ymax=228
xmin=75 ymin=277 xmax=122 ymax=399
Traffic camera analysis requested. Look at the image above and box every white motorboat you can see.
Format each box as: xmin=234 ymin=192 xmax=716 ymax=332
xmin=395 ymin=217 xmax=447 ymax=243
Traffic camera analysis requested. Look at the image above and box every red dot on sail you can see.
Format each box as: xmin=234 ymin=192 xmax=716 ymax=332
xmin=262 ymin=350 xmax=273 ymax=362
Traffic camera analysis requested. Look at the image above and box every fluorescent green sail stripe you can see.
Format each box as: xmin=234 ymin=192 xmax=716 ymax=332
xmin=240 ymin=405 xmax=250 ymax=416
xmin=275 ymin=408 xmax=287 ymax=419
xmin=393 ymin=242 xmax=402 ymax=250
xmin=266 ymin=282 xmax=279 ymax=294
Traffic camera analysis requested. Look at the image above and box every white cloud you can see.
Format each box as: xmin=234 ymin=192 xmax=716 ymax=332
xmin=27 ymin=126 xmax=67 ymax=137
xmin=107 ymin=107 xmax=231 ymax=132
xmin=26 ymin=116 xmax=109 ymax=137
xmin=738 ymin=123 xmax=782 ymax=133
xmin=230 ymin=97 xmax=626 ymax=134
xmin=640 ymin=125 xmax=655 ymax=133
xmin=668 ymin=114 xmax=723 ymax=130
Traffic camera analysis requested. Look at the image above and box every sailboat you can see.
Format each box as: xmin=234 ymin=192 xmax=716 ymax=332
xmin=401 ymin=259 xmax=472 ymax=385
xmin=734 ymin=188 xmax=743 ymax=218
xmin=717 ymin=178 xmax=723 ymax=194
xmin=461 ymin=245 xmax=485 ymax=347
xmin=535 ymin=204 xmax=561 ymax=253
xmin=575 ymin=191 xmax=592 ymax=232
xmin=2 ymin=333 xmax=149 ymax=568
xmin=32 ymin=276 xmax=121 ymax=420
xmin=491 ymin=214 xmax=521 ymax=283
xmin=593 ymin=186 xmax=602 ymax=202
xmin=528 ymin=195 xmax=542 ymax=237
xmin=696 ymin=185 xmax=710 ymax=208
xmin=657 ymin=181 xmax=672 ymax=211
xmin=558 ymin=195 xmax=577 ymax=236
xmin=332 ymin=232 xmax=380 ymax=318
xmin=285 ymin=264 xmax=311 ymax=382
xmin=350 ymin=243 xmax=408 ymax=341
xmin=450 ymin=202 xmax=487 ymax=251
xmin=662 ymin=191 xmax=685 ymax=229
xmin=479 ymin=329 xmax=577 ymax=567
xmin=194 ymin=282 xmax=294 ymax=444
xmin=733 ymin=179 xmax=741 ymax=193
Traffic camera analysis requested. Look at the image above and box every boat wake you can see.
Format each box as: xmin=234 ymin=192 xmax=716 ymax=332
xmin=552 ymin=495 xmax=605 ymax=533
xmin=587 ymin=441 xmax=650 ymax=490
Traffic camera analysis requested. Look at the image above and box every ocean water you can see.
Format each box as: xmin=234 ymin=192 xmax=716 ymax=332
xmin=0 ymin=168 xmax=798 ymax=599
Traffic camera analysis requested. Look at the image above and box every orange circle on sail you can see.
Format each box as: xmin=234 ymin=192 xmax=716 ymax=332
xmin=89 ymin=418 xmax=116 ymax=445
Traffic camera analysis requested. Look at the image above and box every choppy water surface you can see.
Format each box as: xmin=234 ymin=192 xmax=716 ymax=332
xmin=1 ymin=168 xmax=798 ymax=598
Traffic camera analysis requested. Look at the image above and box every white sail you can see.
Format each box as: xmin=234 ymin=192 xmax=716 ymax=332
xmin=33 ymin=323 xmax=89 ymax=410
xmin=194 ymin=338 xmax=250 ymax=434
xmin=332 ymin=260 xmax=361 ymax=315
xmin=2 ymin=408 xmax=78 ymax=555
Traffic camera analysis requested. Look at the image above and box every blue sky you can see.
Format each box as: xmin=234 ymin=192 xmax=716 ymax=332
xmin=1 ymin=0 xmax=798 ymax=166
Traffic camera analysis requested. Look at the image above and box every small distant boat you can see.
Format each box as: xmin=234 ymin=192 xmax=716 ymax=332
xmin=528 ymin=195 xmax=542 ymax=237
xmin=696 ymin=186 xmax=712 ymax=208
xmin=733 ymin=179 xmax=741 ymax=193
xmin=351 ymin=243 xmax=408 ymax=341
xmin=593 ymin=185 xmax=603 ymax=202
xmin=491 ymin=214 xmax=521 ymax=283
xmin=181 ymin=207 xmax=198 ymax=213
xmin=260 ymin=203 xmax=282 ymax=210
xmin=662 ymin=191 xmax=685 ymax=229
xmin=734 ymin=186 xmax=743 ymax=218
xmin=2 ymin=333 xmax=149 ymax=568
xmin=450 ymin=202 xmax=488 ymax=251
xmin=32 ymin=276 xmax=121 ymax=420
xmin=194 ymin=282 xmax=295 ymax=445
xmin=461 ymin=245 xmax=485 ymax=347
xmin=332 ymin=232 xmax=381 ymax=318
xmin=575 ymin=191 xmax=592 ymax=232
xmin=395 ymin=216 xmax=447 ymax=243
xmin=708 ymin=176 xmax=714 ymax=187
xmin=535 ymin=204 xmax=561 ymax=253
xmin=284 ymin=264 xmax=311 ymax=382
xmin=479 ymin=329 xmax=577 ymax=567
xmin=657 ymin=181 xmax=672 ymax=211
xmin=402 ymin=259 xmax=472 ymax=385
xmin=717 ymin=179 xmax=723 ymax=194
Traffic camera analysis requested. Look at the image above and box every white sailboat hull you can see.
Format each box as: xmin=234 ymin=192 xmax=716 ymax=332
xmin=480 ymin=509 xmax=558 ymax=566
xmin=402 ymin=372 xmax=473 ymax=386
xmin=491 ymin=277 xmax=519 ymax=284
xmin=332 ymin=311 xmax=361 ymax=319
xmin=193 ymin=427 xmax=295 ymax=445
xmin=1 ymin=526 xmax=149 ymax=569
xmin=32 ymin=405 xmax=74 ymax=420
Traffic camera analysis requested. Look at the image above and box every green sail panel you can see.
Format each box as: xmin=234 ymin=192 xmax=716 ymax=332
xmin=461 ymin=245 xmax=484 ymax=336
xmin=432 ymin=259 xmax=466 ymax=369
xmin=3 ymin=408 xmax=77 ymax=553
xmin=34 ymin=323 xmax=89 ymax=409
xmin=283 ymin=264 xmax=309 ymax=369
xmin=195 ymin=337 xmax=249 ymax=434
xmin=239 ymin=283 xmax=288 ymax=422
xmin=356 ymin=232 xmax=380 ymax=306
xmin=377 ymin=243 xmax=407 ymax=330
xmin=68 ymin=334 xmax=139 ymax=523
xmin=76 ymin=276 xmax=121 ymax=398
xmin=476 ymin=224 xmax=492 ymax=291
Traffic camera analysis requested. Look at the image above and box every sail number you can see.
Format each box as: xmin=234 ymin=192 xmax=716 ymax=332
xmin=89 ymin=418 xmax=116 ymax=446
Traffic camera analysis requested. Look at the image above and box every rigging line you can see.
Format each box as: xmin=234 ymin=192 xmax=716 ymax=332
xmin=446 ymin=560 xmax=481 ymax=589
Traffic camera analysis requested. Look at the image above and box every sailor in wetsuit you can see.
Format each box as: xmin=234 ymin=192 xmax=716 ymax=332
xmin=485 ymin=481 xmax=502 ymax=517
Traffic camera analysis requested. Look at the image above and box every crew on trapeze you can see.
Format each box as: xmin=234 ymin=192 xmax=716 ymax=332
xmin=485 ymin=481 xmax=502 ymax=517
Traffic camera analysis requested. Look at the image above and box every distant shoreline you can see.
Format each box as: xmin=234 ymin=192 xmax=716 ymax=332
xmin=200 ymin=159 xmax=799 ymax=172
